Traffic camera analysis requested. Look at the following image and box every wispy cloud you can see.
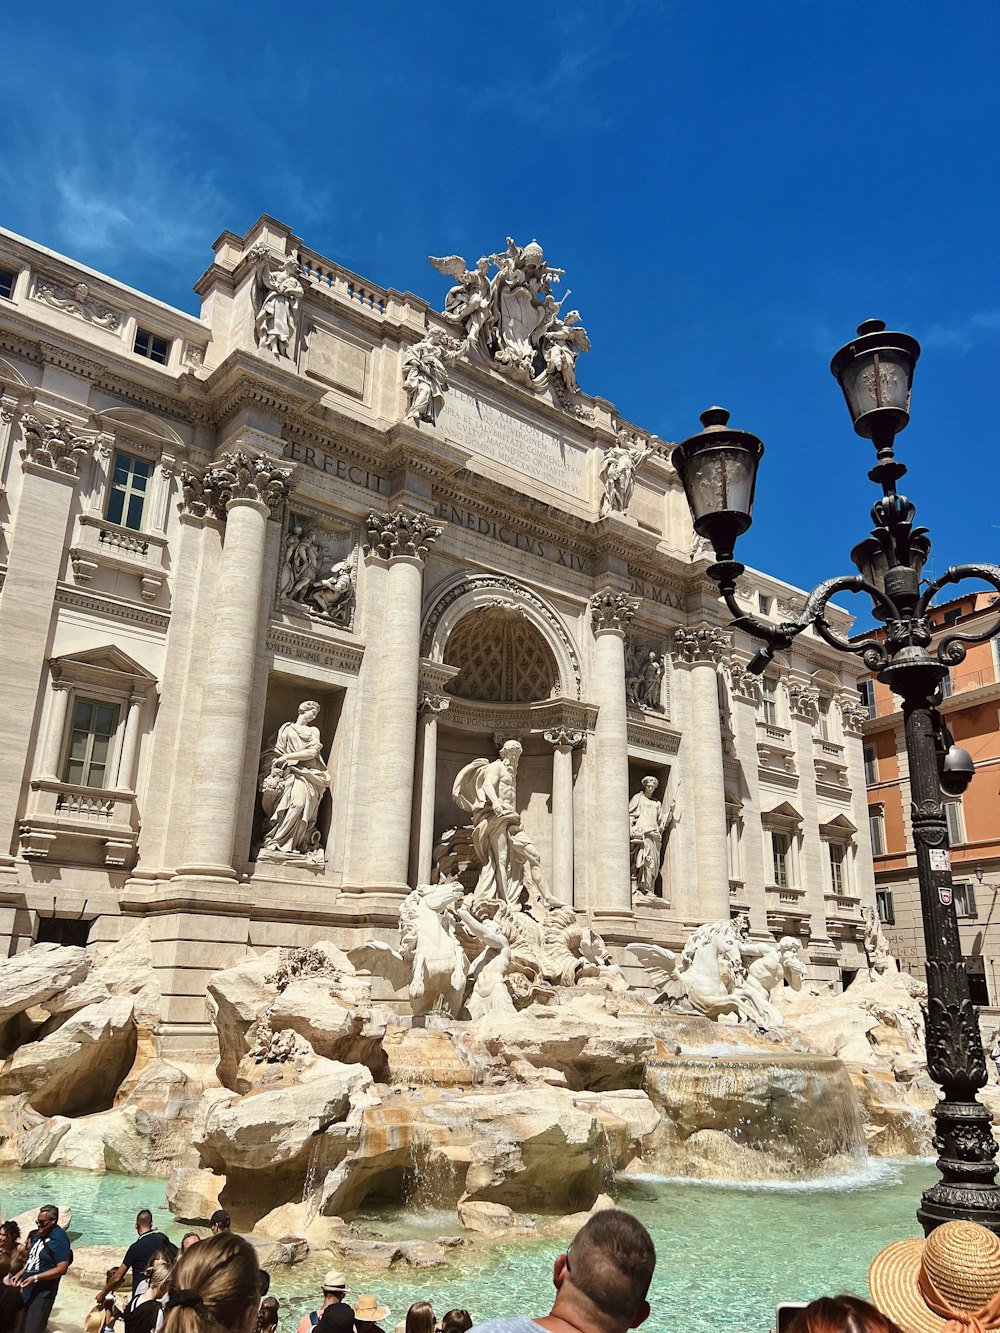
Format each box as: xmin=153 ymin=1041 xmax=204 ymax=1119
xmin=922 ymin=309 xmax=1000 ymax=353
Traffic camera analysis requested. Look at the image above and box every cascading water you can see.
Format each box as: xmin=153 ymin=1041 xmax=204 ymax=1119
xmin=638 ymin=1051 xmax=868 ymax=1180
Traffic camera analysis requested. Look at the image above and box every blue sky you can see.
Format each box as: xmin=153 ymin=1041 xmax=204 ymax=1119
xmin=3 ymin=2 xmax=998 ymax=611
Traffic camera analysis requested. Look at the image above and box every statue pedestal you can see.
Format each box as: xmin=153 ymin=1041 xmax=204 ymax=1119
xmin=254 ymin=850 xmax=325 ymax=879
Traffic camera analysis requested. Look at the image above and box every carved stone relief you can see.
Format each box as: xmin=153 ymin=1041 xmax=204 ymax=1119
xmin=788 ymin=683 xmax=820 ymax=719
xmin=31 ymin=275 xmax=122 ymax=330
xmin=180 ymin=450 xmax=291 ymax=521
xmin=278 ymin=511 xmax=356 ymax=628
xmin=625 ymin=639 xmax=667 ymax=713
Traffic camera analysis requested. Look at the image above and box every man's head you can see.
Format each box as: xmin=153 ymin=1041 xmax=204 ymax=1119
xmin=210 ymin=1209 xmax=231 ymax=1235
xmin=553 ymin=1209 xmax=655 ymax=1331
xmin=500 ymin=739 xmax=522 ymax=766
xmin=136 ymin=1209 xmax=153 ymax=1234
xmin=35 ymin=1206 xmax=58 ymax=1235
xmin=641 ymin=776 xmax=659 ymax=796
xmin=322 ymin=1270 xmax=347 ymax=1304
xmin=181 ymin=1232 xmax=201 ymax=1251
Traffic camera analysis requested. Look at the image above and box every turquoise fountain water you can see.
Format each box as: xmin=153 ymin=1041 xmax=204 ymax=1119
xmin=0 ymin=1161 xmax=935 ymax=1333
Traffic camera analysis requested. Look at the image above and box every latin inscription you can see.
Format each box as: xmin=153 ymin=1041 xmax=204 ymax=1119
xmin=282 ymin=440 xmax=388 ymax=495
xmin=433 ymin=501 xmax=592 ymax=573
xmin=629 ymin=575 xmax=685 ymax=612
xmin=439 ymin=387 xmax=589 ymax=500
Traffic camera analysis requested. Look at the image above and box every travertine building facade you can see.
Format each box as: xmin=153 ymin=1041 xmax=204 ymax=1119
xmin=0 ymin=217 xmax=876 ymax=1054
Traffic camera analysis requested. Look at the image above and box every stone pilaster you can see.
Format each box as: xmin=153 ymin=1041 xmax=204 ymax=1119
xmin=363 ymin=509 xmax=442 ymax=888
xmin=673 ymin=624 xmax=732 ymax=921
xmin=544 ymin=728 xmax=584 ymax=905
xmin=590 ymin=590 xmax=638 ymax=916
xmin=841 ymin=694 xmax=878 ymax=910
xmin=173 ymin=451 xmax=291 ymax=880
xmin=0 ymin=415 xmax=92 ymax=865
xmin=411 ymin=693 xmax=450 ymax=886
xmin=788 ymin=683 xmax=830 ymax=943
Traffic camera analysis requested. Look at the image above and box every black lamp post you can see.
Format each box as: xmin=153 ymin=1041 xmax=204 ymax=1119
xmin=672 ymin=320 xmax=1000 ymax=1235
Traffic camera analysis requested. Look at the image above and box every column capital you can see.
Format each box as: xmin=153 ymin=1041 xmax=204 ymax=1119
xmin=419 ymin=692 xmax=450 ymax=716
xmin=590 ymin=588 xmax=639 ymax=636
xmin=365 ymin=508 xmax=442 ymax=563
xmin=19 ymin=414 xmax=92 ymax=478
xmin=672 ymin=624 xmax=732 ymax=665
xmin=788 ymin=681 xmax=820 ymax=719
xmin=726 ymin=660 xmax=762 ymax=703
xmin=839 ymin=696 xmax=870 ymax=734
xmin=179 ymin=450 xmax=292 ymax=521
xmin=544 ymin=727 xmax=585 ymax=751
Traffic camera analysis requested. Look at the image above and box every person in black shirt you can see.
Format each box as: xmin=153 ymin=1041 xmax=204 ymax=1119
xmin=96 ymin=1211 xmax=172 ymax=1304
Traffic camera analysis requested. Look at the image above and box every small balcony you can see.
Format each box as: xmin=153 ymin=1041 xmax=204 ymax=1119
xmin=19 ymin=778 xmax=139 ymax=868
xmin=70 ymin=513 xmax=168 ymax=601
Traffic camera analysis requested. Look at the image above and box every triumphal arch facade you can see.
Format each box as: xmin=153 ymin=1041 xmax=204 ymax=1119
xmin=0 ymin=217 xmax=876 ymax=1053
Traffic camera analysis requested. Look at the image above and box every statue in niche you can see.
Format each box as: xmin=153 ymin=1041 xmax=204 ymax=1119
xmin=625 ymin=642 xmax=664 ymax=711
xmin=252 ymin=250 xmax=304 ymax=360
xmin=402 ymin=328 xmax=462 ymax=425
xmin=452 ymin=739 xmax=551 ymax=916
xmin=278 ymin=515 xmax=354 ymax=627
xmin=429 ymin=238 xmax=590 ymax=408
xmin=861 ymin=904 xmax=896 ymax=979
xmin=258 ymin=701 xmax=331 ymax=861
xmin=628 ymin=776 xmax=677 ymax=899
xmin=600 ymin=430 xmax=653 ymax=517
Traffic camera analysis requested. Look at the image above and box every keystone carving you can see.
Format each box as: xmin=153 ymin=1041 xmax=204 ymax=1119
xmin=20 ymin=415 xmax=91 ymax=477
xmin=365 ymin=509 xmax=442 ymax=562
xmin=788 ymin=683 xmax=820 ymax=719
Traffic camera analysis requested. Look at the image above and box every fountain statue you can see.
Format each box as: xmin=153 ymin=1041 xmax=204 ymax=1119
xmin=257 ymin=701 xmax=332 ymax=862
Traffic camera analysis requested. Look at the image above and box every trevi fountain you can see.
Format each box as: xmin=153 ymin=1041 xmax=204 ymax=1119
xmin=0 ymin=740 xmax=951 ymax=1331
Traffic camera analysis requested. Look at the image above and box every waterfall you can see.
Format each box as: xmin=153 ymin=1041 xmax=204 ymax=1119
xmin=639 ymin=1052 xmax=868 ymax=1181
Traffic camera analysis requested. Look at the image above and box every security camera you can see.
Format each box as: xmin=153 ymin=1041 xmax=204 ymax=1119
xmin=940 ymin=744 xmax=975 ymax=797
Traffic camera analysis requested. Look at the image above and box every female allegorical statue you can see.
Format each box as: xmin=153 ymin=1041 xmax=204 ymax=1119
xmin=259 ymin=700 xmax=331 ymax=857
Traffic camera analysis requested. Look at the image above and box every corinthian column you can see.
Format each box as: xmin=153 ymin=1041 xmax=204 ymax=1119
xmin=544 ymin=728 xmax=584 ymax=905
xmin=174 ymin=451 xmax=291 ymax=880
xmin=590 ymin=590 xmax=639 ymax=915
xmin=674 ymin=624 xmax=732 ymax=920
xmin=364 ymin=510 xmax=442 ymax=888
xmin=0 ymin=416 xmax=92 ymax=865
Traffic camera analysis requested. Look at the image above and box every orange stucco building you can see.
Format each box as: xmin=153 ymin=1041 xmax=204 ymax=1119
xmin=859 ymin=592 xmax=1000 ymax=1001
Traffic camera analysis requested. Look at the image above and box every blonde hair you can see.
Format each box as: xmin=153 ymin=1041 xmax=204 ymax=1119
xmin=161 ymin=1233 xmax=260 ymax=1333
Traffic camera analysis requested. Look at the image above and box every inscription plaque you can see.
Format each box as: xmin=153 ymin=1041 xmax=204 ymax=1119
xmin=439 ymin=387 xmax=589 ymax=500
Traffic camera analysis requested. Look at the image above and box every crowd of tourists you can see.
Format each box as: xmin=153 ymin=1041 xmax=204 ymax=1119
xmin=0 ymin=1200 xmax=998 ymax=1333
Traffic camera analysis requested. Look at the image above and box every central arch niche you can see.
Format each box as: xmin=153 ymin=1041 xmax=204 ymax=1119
xmin=444 ymin=607 xmax=558 ymax=703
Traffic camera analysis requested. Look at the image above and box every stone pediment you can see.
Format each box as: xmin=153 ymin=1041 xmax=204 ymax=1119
xmin=50 ymin=645 xmax=157 ymax=691
xmin=762 ymin=800 xmax=804 ymax=826
xmin=819 ymin=813 xmax=858 ymax=836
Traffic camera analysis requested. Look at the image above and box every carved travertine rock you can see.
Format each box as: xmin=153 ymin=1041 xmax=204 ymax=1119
xmin=0 ymin=996 xmax=137 ymax=1117
xmin=0 ymin=943 xmax=91 ymax=1027
xmin=457 ymin=1200 xmax=537 ymax=1236
xmin=167 ymin=1166 xmax=226 ymax=1223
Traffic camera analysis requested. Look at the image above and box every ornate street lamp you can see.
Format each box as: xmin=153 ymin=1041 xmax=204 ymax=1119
xmin=673 ymin=320 xmax=1000 ymax=1235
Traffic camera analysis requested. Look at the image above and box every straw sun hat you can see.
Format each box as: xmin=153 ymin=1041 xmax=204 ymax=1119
xmin=354 ymin=1295 xmax=391 ymax=1322
xmin=869 ymin=1221 xmax=1000 ymax=1333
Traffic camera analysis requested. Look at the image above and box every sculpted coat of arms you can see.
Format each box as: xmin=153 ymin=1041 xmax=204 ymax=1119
xmin=428 ymin=238 xmax=591 ymax=410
